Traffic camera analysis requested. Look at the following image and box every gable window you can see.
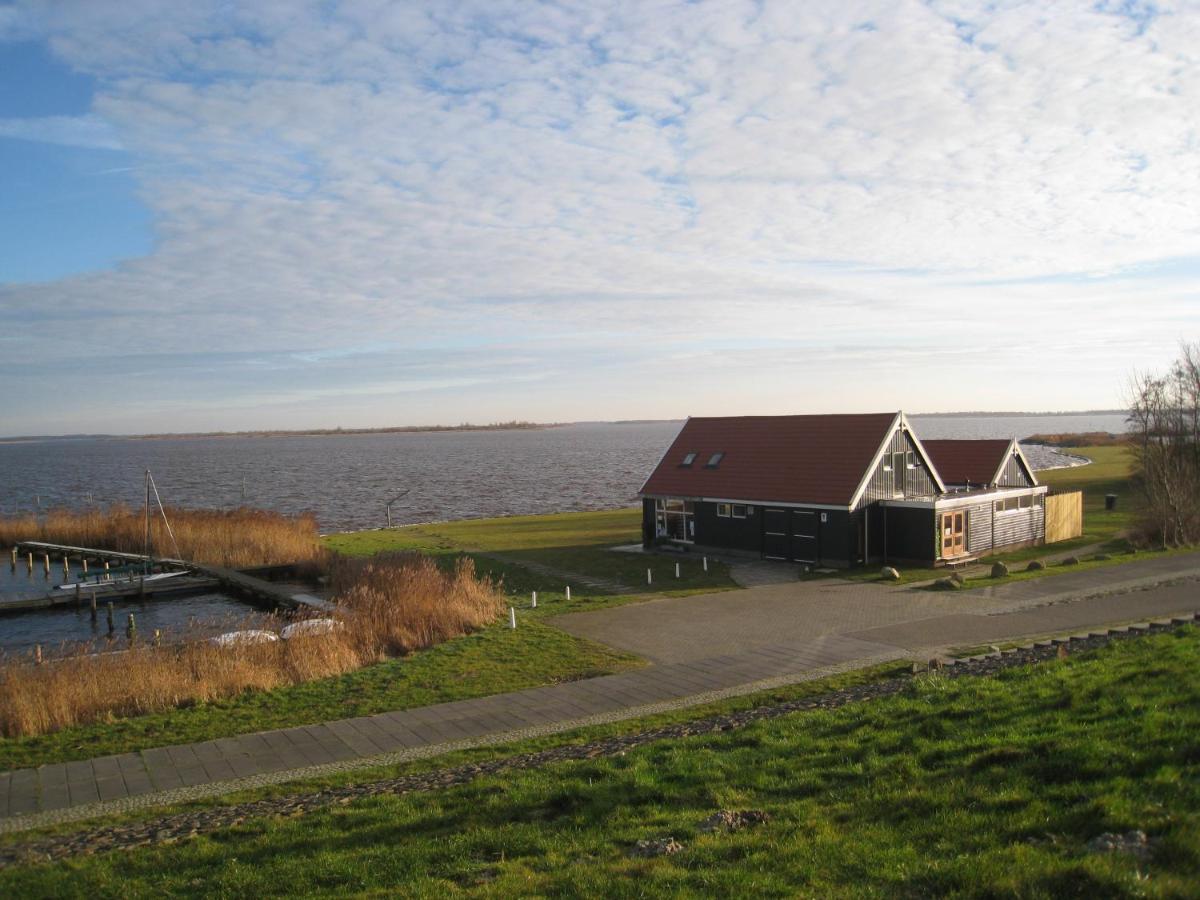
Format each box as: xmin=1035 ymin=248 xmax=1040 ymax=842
xmin=716 ymin=503 xmax=731 ymax=518
xmin=680 ymin=452 xmax=697 ymax=467
xmin=706 ymin=452 xmax=725 ymax=468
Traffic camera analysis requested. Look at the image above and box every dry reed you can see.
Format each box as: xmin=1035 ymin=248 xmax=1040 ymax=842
xmin=0 ymin=505 xmax=322 ymax=568
xmin=0 ymin=554 xmax=505 ymax=739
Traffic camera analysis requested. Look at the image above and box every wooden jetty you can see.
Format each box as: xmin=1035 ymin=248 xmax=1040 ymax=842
xmin=7 ymin=541 xmax=332 ymax=615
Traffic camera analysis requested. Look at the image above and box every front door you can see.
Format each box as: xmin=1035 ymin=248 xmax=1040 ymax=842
xmin=941 ymin=511 xmax=966 ymax=558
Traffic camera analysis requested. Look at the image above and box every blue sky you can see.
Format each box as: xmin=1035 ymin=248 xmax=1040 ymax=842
xmin=0 ymin=0 xmax=1197 ymax=436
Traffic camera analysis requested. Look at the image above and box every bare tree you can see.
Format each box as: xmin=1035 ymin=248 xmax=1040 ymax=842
xmin=1127 ymin=341 xmax=1200 ymax=547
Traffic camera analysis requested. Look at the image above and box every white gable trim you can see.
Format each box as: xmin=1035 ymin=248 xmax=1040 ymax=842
xmin=847 ymin=411 xmax=947 ymax=510
xmin=901 ymin=412 xmax=948 ymax=495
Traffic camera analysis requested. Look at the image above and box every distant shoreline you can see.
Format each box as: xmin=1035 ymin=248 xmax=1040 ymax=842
xmin=0 ymin=411 xmax=1128 ymax=444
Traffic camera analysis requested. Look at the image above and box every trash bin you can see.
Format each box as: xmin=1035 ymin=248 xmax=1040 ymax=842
xmin=1104 ymin=494 xmax=1117 ymax=511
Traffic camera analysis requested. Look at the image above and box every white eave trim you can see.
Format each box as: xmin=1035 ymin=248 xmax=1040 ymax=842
xmin=639 ymin=493 xmax=851 ymax=512
xmin=933 ymin=484 xmax=1048 ymax=510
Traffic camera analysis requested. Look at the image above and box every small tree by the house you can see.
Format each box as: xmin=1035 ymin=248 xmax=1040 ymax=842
xmin=1127 ymin=341 xmax=1200 ymax=547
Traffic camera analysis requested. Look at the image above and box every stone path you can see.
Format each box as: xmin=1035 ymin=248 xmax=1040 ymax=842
xmin=3 ymin=552 xmax=1199 ymax=834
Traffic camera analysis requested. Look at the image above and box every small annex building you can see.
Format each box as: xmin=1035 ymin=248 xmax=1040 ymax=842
xmin=638 ymin=413 xmax=1048 ymax=568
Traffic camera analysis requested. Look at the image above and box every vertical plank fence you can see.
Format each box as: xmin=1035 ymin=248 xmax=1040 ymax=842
xmin=1045 ymin=491 xmax=1083 ymax=543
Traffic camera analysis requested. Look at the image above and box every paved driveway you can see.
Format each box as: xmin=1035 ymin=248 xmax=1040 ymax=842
xmin=548 ymin=553 xmax=1200 ymax=663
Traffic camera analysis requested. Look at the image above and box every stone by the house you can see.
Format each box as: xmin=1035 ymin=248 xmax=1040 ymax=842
xmin=880 ymin=566 xmax=900 ymax=581
xmin=1026 ymin=560 xmax=1045 ymax=571
xmin=1061 ymin=556 xmax=1080 ymax=566
xmin=990 ymin=561 xmax=1009 ymax=578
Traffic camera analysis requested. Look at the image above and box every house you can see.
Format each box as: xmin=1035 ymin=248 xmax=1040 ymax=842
xmin=638 ymin=412 xmax=1048 ymax=567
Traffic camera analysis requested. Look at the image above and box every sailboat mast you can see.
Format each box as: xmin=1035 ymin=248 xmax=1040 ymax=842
xmin=144 ymin=468 xmax=152 ymax=574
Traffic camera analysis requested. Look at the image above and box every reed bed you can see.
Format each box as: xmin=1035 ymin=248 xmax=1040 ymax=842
xmin=0 ymin=554 xmax=505 ymax=739
xmin=0 ymin=505 xmax=322 ymax=567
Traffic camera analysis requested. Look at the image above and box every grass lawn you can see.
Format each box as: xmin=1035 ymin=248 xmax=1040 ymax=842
xmin=0 ymin=622 xmax=640 ymax=772
xmin=324 ymin=508 xmax=741 ymax=608
xmin=4 ymin=629 xmax=1197 ymax=897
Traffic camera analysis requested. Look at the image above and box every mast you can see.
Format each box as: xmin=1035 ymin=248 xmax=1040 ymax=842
xmin=144 ymin=468 xmax=152 ymax=575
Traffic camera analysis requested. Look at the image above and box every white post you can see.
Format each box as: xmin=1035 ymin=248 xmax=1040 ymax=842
xmin=675 ymin=562 xmax=680 ymax=579
xmin=509 ymin=607 xmax=516 ymax=629
xmin=703 ymin=556 xmax=708 ymax=572
xmin=565 ymin=585 xmax=571 ymax=601
xmin=531 ymin=591 xmax=537 ymax=608
xmin=647 ymin=568 xmax=652 ymax=585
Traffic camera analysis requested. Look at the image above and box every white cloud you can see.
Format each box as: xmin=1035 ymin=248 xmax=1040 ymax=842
xmin=1 ymin=0 xmax=1199 ymax=433
xmin=0 ymin=113 xmax=124 ymax=149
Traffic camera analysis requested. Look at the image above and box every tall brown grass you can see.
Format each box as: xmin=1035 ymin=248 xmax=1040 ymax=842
xmin=0 ymin=554 xmax=505 ymax=739
xmin=0 ymin=505 xmax=322 ymax=567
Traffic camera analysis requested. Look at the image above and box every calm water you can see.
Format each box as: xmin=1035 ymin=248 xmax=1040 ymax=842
xmin=0 ymin=415 xmax=1126 ymax=533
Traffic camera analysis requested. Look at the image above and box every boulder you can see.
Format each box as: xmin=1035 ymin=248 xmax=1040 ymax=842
xmin=880 ymin=566 xmax=901 ymax=581
xmin=990 ymin=561 xmax=1009 ymax=578
xmin=933 ymin=576 xmax=960 ymax=591
xmin=1026 ymin=560 xmax=1045 ymax=571
xmin=1061 ymin=556 xmax=1080 ymax=566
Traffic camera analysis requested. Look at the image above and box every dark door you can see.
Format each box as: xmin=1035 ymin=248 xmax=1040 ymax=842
xmin=791 ymin=510 xmax=818 ymax=563
xmin=762 ymin=508 xmax=789 ymax=559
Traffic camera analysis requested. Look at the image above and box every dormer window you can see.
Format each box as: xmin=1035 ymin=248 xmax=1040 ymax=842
xmin=705 ymin=452 xmax=725 ymax=468
xmin=680 ymin=452 xmax=697 ymax=467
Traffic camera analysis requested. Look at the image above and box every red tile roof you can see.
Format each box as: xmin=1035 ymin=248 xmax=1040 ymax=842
xmin=921 ymin=439 xmax=1012 ymax=486
xmin=639 ymin=413 xmax=899 ymax=507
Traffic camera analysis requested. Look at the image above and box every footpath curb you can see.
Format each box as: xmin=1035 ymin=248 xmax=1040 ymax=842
xmin=2 ymin=611 xmax=1196 ymax=868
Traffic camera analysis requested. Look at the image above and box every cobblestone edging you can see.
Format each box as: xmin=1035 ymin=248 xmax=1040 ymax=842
xmin=2 ymin=613 xmax=1195 ymax=867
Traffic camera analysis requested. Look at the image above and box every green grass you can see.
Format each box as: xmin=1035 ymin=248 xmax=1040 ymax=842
xmin=5 ymin=629 xmax=1197 ymax=897
xmin=325 ymin=508 xmax=740 ymax=607
xmin=0 ymin=623 xmax=640 ymax=771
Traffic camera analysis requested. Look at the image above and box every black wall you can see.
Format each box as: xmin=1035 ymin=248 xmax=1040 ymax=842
xmin=883 ymin=507 xmax=935 ymax=562
xmin=695 ymin=501 xmax=762 ymax=552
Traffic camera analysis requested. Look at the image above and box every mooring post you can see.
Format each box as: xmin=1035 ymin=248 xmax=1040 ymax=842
xmin=34 ymin=645 xmax=42 ymax=666
xmin=126 ymin=613 xmax=137 ymax=644
xmin=138 ymin=576 xmax=145 ymax=599
xmin=9 ymin=546 xmax=15 ymax=569
xmin=75 ymin=584 xmax=81 ymax=607
xmin=27 ymin=552 xmax=33 ymax=572
xmin=90 ymin=592 xmax=97 ymax=623
xmin=153 ymin=628 xmax=161 ymax=647
xmin=62 ymin=555 xmax=69 ymax=577
xmin=43 ymin=553 xmax=50 ymax=576
xmin=82 ymin=558 xmax=89 ymax=575
xmin=106 ymin=602 xmax=115 ymax=635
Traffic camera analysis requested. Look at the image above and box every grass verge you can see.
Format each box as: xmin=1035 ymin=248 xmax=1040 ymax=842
xmin=3 ymin=629 xmax=1196 ymax=896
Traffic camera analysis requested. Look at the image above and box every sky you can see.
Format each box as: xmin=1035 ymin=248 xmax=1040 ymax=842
xmin=0 ymin=0 xmax=1198 ymax=437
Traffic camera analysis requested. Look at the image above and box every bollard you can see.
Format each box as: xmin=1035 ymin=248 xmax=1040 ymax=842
xmin=565 ymin=585 xmax=571 ymax=601
xmin=126 ymin=612 xmax=137 ymax=643
xmin=531 ymin=591 xmax=537 ymax=608
xmin=107 ymin=602 xmax=115 ymax=635
xmin=647 ymin=568 xmax=652 ymax=585
xmin=509 ymin=607 xmax=517 ymax=629
xmin=675 ymin=562 xmax=680 ymax=579
xmin=703 ymin=557 xmax=708 ymax=572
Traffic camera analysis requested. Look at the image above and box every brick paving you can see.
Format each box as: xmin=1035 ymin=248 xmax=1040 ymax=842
xmin=2 ymin=552 xmax=1199 ymax=831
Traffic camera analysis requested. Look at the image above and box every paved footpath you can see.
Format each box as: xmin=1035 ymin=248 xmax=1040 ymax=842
xmin=3 ymin=553 xmax=1199 ymax=833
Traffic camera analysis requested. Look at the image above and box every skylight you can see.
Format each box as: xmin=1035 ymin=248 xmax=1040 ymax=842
xmin=705 ymin=452 xmax=725 ymax=468
xmin=680 ymin=452 xmax=697 ymax=467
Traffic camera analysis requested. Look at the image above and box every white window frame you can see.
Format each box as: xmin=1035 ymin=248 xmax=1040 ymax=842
xmin=716 ymin=503 xmax=731 ymax=518
xmin=731 ymin=504 xmax=748 ymax=519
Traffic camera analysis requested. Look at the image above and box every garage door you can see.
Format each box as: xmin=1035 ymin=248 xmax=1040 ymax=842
xmin=790 ymin=510 xmax=818 ymax=563
xmin=763 ymin=508 xmax=789 ymax=560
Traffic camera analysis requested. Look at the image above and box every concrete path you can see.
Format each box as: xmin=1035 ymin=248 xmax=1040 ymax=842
xmin=3 ymin=552 xmax=1199 ymax=833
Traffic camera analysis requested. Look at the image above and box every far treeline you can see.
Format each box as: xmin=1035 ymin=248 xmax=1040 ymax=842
xmin=125 ymin=420 xmax=553 ymax=440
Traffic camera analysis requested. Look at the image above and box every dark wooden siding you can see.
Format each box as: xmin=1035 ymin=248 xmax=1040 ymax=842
xmin=884 ymin=507 xmax=936 ymax=562
xmin=641 ymin=498 xmax=656 ymax=547
xmin=997 ymin=453 xmax=1033 ymax=487
xmin=695 ymin=501 xmax=761 ymax=552
xmin=857 ymin=428 xmax=939 ymax=508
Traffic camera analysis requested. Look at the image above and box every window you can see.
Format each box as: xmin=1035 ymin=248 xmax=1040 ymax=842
xmin=1034 ymin=494 xmax=1044 ymax=506
xmin=994 ymin=496 xmax=1029 ymax=514
xmin=680 ymin=452 xmax=697 ymax=467
xmin=706 ymin=452 xmax=725 ymax=468
xmin=1019 ymin=495 xmax=1032 ymax=509
xmin=732 ymin=504 xmax=748 ymax=519
xmin=655 ymin=498 xmax=695 ymax=542
xmin=716 ymin=503 xmax=731 ymax=518
xmin=906 ymin=451 xmax=915 ymax=469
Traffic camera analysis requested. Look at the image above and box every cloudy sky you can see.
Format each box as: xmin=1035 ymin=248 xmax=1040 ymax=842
xmin=1 ymin=0 xmax=1197 ymax=436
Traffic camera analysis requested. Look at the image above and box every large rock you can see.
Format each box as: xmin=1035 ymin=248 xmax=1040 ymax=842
xmin=1061 ymin=556 xmax=1080 ymax=566
xmin=990 ymin=561 xmax=1009 ymax=578
xmin=880 ymin=566 xmax=901 ymax=581
xmin=1026 ymin=560 xmax=1045 ymax=571
xmin=933 ymin=576 xmax=961 ymax=591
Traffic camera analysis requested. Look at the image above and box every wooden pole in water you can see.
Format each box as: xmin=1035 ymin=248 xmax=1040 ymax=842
xmin=9 ymin=546 xmax=15 ymax=569
xmin=126 ymin=613 xmax=137 ymax=644
xmin=106 ymin=602 xmax=115 ymax=635
xmin=82 ymin=558 xmax=88 ymax=576
xmin=43 ymin=553 xmax=50 ymax=575
xmin=27 ymin=552 xmax=33 ymax=572
xmin=35 ymin=645 xmax=42 ymax=666
xmin=62 ymin=555 xmax=69 ymax=577
xmin=90 ymin=592 xmax=97 ymax=623
xmin=75 ymin=584 xmax=81 ymax=607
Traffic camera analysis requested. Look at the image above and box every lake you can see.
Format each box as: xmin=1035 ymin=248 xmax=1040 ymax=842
xmin=0 ymin=414 xmax=1126 ymax=534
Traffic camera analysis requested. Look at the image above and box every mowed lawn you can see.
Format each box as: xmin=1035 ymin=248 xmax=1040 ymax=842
xmin=5 ymin=629 xmax=1197 ymax=897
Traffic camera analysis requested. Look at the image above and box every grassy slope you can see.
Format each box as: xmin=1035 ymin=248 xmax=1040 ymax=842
xmin=5 ymin=629 xmax=1197 ymax=897
xmin=0 ymin=623 xmax=640 ymax=771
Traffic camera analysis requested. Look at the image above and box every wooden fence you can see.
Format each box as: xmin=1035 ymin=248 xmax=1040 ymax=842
xmin=1045 ymin=491 xmax=1083 ymax=543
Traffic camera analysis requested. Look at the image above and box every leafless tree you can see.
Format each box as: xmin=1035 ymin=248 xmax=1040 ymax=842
xmin=1127 ymin=342 xmax=1200 ymax=547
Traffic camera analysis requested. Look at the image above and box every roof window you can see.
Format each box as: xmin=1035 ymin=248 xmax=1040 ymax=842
xmin=680 ymin=452 xmax=697 ymax=467
xmin=705 ymin=452 xmax=725 ymax=468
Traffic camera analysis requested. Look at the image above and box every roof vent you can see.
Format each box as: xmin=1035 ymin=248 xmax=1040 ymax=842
xmin=705 ymin=452 xmax=725 ymax=468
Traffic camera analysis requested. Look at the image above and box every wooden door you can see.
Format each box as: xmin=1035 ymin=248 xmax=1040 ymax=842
xmin=941 ymin=511 xmax=966 ymax=558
